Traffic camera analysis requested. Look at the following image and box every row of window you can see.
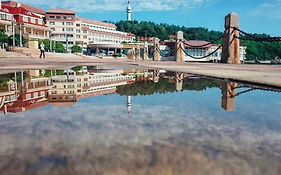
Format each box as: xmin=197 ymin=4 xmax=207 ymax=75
xmin=0 ymin=13 xmax=14 ymax=21
xmin=22 ymin=16 xmax=43 ymax=25
xmin=49 ymin=21 xmax=74 ymax=26
xmin=49 ymin=16 xmax=74 ymax=20
xmin=81 ymin=23 xmax=114 ymax=31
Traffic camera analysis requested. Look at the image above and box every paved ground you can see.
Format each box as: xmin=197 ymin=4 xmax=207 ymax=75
xmin=0 ymin=57 xmax=281 ymax=88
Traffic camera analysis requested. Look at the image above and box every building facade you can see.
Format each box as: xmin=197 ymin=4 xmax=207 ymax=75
xmin=2 ymin=1 xmax=50 ymax=41
xmin=46 ymin=9 xmax=76 ymax=52
xmin=46 ymin=9 xmax=135 ymax=52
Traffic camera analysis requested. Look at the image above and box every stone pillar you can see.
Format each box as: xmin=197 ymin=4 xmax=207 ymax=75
xmin=135 ymin=46 xmax=141 ymax=60
xmin=153 ymin=70 xmax=160 ymax=83
xmin=176 ymin=31 xmax=185 ymax=62
xmin=221 ymin=12 xmax=240 ymax=64
xmin=144 ymin=42 xmax=149 ymax=61
xmin=28 ymin=40 xmax=39 ymax=50
xmin=221 ymin=81 xmax=237 ymax=112
xmin=153 ymin=38 xmax=160 ymax=61
xmin=175 ymin=72 xmax=184 ymax=91
xmin=28 ymin=70 xmax=40 ymax=78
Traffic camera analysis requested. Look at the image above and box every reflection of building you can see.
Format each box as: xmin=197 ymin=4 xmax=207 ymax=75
xmin=0 ymin=68 xmax=136 ymax=114
xmin=221 ymin=81 xmax=237 ymax=112
xmin=0 ymin=74 xmax=51 ymax=114
xmin=49 ymin=69 xmax=135 ymax=103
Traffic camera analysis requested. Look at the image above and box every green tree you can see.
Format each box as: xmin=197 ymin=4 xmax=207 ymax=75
xmin=8 ymin=34 xmax=27 ymax=47
xmin=54 ymin=41 xmax=65 ymax=53
xmin=71 ymin=45 xmax=82 ymax=53
xmin=0 ymin=29 xmax=9 ymax=46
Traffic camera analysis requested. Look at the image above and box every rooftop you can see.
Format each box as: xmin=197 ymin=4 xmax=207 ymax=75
xmin=77 ymin=17 xmax=116 ymax=28
xmin=2 ymin=0 xmax=46 ymax=14
xmin=47 ymin=9 xmax=76 ymax=15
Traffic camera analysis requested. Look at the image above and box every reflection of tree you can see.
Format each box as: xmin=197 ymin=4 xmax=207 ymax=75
xmin=117 ymin=78 xmax=220 ymax=96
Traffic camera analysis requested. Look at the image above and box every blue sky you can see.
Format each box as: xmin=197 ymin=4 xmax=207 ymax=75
xmin=17 ymin=0 xmax=281 ymax=36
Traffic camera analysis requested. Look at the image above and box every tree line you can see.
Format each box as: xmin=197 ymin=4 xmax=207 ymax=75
xmin=115 ymin=20 xmax=281 ymax=61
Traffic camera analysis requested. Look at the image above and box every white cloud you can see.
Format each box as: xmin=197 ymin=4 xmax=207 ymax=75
xmin=16 ymin=0 xmax=212 ymax=12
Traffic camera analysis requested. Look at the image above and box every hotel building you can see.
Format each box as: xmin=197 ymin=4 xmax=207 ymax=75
xmin=46 ymin=9 xmax=76 ymax=51
xmin=2 ymin=1 xmax=50 ymax=41
xmin=46 ymin=9 xmax=135 ymax=52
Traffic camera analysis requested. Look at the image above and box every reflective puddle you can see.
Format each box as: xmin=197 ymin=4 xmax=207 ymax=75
xmin=0 ymin=67 xmax=281 ymax=175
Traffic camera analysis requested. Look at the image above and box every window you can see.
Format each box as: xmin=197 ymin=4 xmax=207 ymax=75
xmin=76 ymin=29 xmax=81 ymax=33
xmin=23 ymin=16 xmax=29 ymax=22
xmin=76 ymin=35 xmax=81 ymax=38
xmin=51 ymin=28 xmax=55 ymax=31
xmin=38 ymin=19 xmax=43 ymax=25
xmin=50 ymin=21 xmax=55 ymax=25
xmin=30 ymin=18 xmax=36 ymax=24
xmin=66 ymin=28 xmax=73 ymax=32
xmin=76 ymin=24 xmax=80 ymax=27
xmin=66 ymin=22 xmax=73 ymax=26
xmin=50 ymin=16 xmax=55 ymax=19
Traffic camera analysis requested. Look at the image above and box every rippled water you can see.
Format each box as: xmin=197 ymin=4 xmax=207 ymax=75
xmin=0 ymin=68 xmax=281 ymax=175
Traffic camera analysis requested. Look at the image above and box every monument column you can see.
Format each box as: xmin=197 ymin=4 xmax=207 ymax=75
xmin=153 ymin=38 xmax=160 ymax=61
xmin=221 ymin=12 xmax=240 ymax=64
xmin=176 ymin=31 xmax=185 ymax=62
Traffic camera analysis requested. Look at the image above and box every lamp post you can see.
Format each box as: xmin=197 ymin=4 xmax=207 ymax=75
xmin=12 ymin=20 xmax=16 ymax=47
xmin=66 ymin=34 xmax=69 ymax=53
xmin=19 ymin=23 xmax=23 ymax=47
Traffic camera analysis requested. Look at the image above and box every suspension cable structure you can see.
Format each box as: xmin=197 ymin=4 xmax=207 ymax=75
xmin=232 ymin=27 xmax=281 ymax=42
xmin=180 ymin=44 xmax=223 ymax=60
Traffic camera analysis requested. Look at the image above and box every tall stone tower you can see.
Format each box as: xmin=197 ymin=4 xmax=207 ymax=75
xmin=126 ymin=0 xmax=132 ymax=21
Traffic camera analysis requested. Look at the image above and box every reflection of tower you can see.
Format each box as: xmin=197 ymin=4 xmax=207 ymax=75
xmin=126 ymin=0 xmax=132 ymax=21
xmin=175 ymin=72 xmax=184 ymax=91
xmin=221 ymin=81 xmax=238 ymax=112
xmin=127 ymin=96 xmax=132 ymax=117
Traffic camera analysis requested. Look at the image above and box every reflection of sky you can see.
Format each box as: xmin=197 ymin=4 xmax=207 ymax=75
xmin=0 ymin=86 xmax=281 ymax=174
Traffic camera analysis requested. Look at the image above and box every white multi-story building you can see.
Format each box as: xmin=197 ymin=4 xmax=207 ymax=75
xmin=46 ymin=9 xmax=135 ymax=52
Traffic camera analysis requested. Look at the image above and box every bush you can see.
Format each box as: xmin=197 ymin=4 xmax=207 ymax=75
xmin=71 ymin=45 xmax=82 ymax=53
